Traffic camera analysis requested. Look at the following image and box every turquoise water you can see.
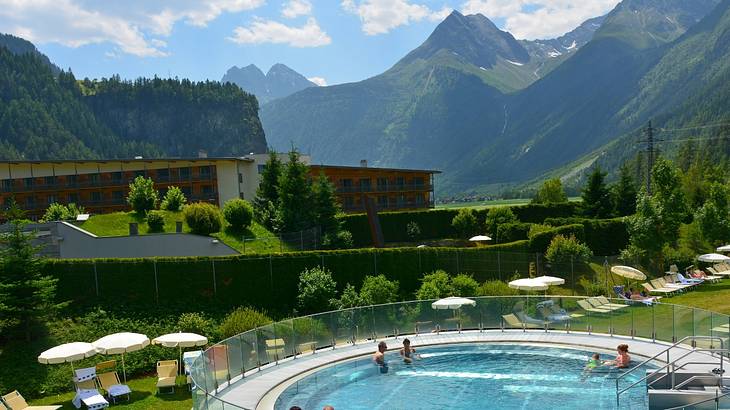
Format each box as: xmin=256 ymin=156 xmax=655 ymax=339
xmin=275 ymin=343 xmax=653 ymax=409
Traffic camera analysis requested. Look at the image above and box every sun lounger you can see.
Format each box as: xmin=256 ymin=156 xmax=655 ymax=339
xmin=642 ymin=282 xmax=676 ymax=296
xmin=594 ymin=296 xmax=629 ymax=309
xmin=72 ymin=388 xmax=108 ymax=410
xmin=1 ymin=391 xmax=61 ymax=410
xmin=96 ymin=372 xmax=131 ymax=403
xmin=585 ymin=297 xmax=624 ymax=311
xmin=652 ymin=278 xmax=690 ymax=292
xmin=713 ymin=264 xmax=730 ymax=275
xmin=660 ymin=276 xmax=696 ymax=291
xmin=502 ymin=313 xmax=542 ymax=329
xmin=676 ymin=273 xmax=703 ymax=285
xmin=156 ymin=361 xmax=177 ymax=394
xmin=577 ymin=300 xmax=612 ymax=313
xmin=692 ymin=270 xmax=721 ymax=282
xmin=707 ymin=267 xmax=730 ymax=277
xmin=538 ymin=305 xmax=570 ymax=321
xmin=265 ymin=338 xmax=286 ymax=361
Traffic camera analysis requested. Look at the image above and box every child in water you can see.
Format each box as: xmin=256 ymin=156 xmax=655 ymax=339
xmin=581 ymin=353 xmax=602 ymax=380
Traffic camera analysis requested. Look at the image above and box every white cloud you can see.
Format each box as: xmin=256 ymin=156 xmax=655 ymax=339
xmin=228 ymin=17 xmax=332 ymax=47
xmin=308 ymin=76 xmax=327 ymax=86
xmin=0 ymin=0 xmax=265 ymax=57
xmin=282 ymin=0 xmax=312 ymax=19
xmin=342 ymin=0 xmax=453 ymax=35
xmin=460 ymin=0 xmax=619 ymax=39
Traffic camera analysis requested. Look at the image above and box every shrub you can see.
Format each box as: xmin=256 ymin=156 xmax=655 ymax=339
xmin=40 ymin=202 xmax=69 ymax=222
xmin=146 ymin=210 xmax=165 ymax=232
xmin=406 ymin=221 xmax=421 ymax=240
xmin=336 ymin=283 xmax=362 ymax=309
xmin=223 ymin=199 xmax=254 ymax=230
xmin=529 ymin=224 xmax=585 ymax=253
xmin=322 ymin=230 xmax=354 ymax=250
xmin=528 ymin=224 xmax=553 ymax=238
xmin=415 ymin=270 xmax=453 ymax=299
xmin=496 ymin=222 xmax=532 ymax=243
xmin=359 ymin=275 xmax=399 ymax=305
xmin=451 ymin=274 xmax=479 ymax=297
xmin=126 ymin=176 xmax=158 ymax=215
xmin=544 ymin=217 xmax=629 ymax=255
xmin=452 ymin=208 xmax=480 ymax=238
xmin=177 ymin=312 xmax=217 ymax=339
xmin=183 ymin=202 xmax=223 ymax=235
xmin=485 ymin=207 xmax=517 ymax=237
xmin=477 ymin=280 xmax=519 ymax=296
xmin=579 ymin=278 xmax=605 ymax=296
xmin=219 ymin=307 xmax=272 ymax=338
xmin=297 ymin=266 xmax=337 ymax=314
xmin=545 ymin=235 xmax=593 ymax=264
xmin=161 ymin=186 xmax=187 ymax=211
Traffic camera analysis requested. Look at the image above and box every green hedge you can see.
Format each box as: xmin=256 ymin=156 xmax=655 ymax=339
xmin=496 ymin=222 xmax=532 ymax=243
xmin=544 ymin=217 xmax=629 ymax=255
xmin=43 ymin=242 xmax=531 ymax=315
xmin=340 ymin=202 xmax=579 ymax=246
xmin=528 ymin=224 xmax=585 ymax=253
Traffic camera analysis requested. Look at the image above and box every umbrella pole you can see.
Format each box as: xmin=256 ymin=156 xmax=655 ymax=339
xmin=122 ymin=353 xmax=127 ymax=383
xmin=179 ymin=345 xmax=183 ymax=376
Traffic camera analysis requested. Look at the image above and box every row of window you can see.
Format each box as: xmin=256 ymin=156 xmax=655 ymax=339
xmin=342 ymin=194 xmax=428 ymax=209
xmin=0 ymin=166 xmax=215 ymax=191
xmin=339 ymin=176 xmax=426 ymax=189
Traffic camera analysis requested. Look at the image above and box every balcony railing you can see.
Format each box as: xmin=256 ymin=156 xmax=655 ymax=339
xmin=1 ymin=175 xmax=217 ymax=193
xmin=342 ymin=200 xmax=434 ymax=212
xmin=336 ymin=183 xmax=432 ymax=194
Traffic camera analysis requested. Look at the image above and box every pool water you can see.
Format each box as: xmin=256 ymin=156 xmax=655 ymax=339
xmin=275 ymin=343 xmax=654 ymax=409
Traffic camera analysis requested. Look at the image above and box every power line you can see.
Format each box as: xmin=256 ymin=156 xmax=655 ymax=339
xmin=658 ymin=122 xmax=730 ymax=133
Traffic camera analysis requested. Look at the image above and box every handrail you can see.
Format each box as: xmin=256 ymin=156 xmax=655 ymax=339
xmin=616 ymin=336 xmax=726 ymax=405
xmin=674 ymin=374 xmax=723 ymax=390
xmin=664 ymin=389 xmax=730 ymax=410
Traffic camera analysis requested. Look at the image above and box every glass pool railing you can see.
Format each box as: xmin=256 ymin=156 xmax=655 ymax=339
xmin=190 ymin=296 xmax=730 ymax=409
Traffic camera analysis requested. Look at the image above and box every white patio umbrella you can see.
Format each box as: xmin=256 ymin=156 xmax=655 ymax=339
xmin=38 ymin=342 xmax=97 ymax=380
xmin=717 ymin=245 xmax=730 ymax=252
xmin=152 ymin=332 xmax=208 ymax=374
xmin=534 ymin=275 xmax=565 ymax=286
xmin=92 ymin=332 xmax=150 ymax=382
xmin=610 ymin=266 xmax=647 ymax=281
xmin=508 ymin=278 xmax=549 ymax=291
xmin=698 ymin=253 xmax=730 ymax=263
xmin=469 ymin=235 xmax=492 ymax=242
xmin=431 ymin=297 xmax=476 ymax=310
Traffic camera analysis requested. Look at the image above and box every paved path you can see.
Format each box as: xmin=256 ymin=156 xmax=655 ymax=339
xmin=208 ymin=330 xmax=724 ymax=409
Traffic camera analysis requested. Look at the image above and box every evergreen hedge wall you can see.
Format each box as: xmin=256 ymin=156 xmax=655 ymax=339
xmin=544 ymin=217 xmax=629 ymax=255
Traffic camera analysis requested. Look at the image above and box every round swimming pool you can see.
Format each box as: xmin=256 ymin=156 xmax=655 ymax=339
xmin=274 ymin=343 xmax=654 ymax=409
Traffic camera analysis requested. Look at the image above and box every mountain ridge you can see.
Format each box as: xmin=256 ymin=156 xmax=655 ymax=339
xmin=222 ymin=63 xmax=316 ymax=104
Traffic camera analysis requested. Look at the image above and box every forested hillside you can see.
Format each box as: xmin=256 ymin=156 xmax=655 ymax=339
xmin=0 ymin=44 xmax=267 ymax=160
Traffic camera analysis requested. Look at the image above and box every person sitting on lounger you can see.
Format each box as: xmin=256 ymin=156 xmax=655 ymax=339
xmin=605 ymin=344 xmax=630 ymax=368
xmin=630 ymin=289 xmax=653 ymax=301
xmin=374 ymin=341 xmax=388 ymax=373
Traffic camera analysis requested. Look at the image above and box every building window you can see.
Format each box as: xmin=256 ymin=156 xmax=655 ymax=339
xmin=181 ymin=186 xmax=192 ymax=197
xmin=257 ymin=164 xmax=266 ymax=174
xmin=396 ymin=176 xmax=405 ymax=188
xmin=344 ymin=196 xmax=354 ymax=209
xmin=1 ymin=180 xmax=11 ymax=192
xmin=90 ymin=173 xmax=100 ymax=185
xmin=413 ymin=177 xmax=424 ymax=188
xmin=111 ymin=171 xmax=123 ymax=183
xmin=26 ymin=196 xmax=35 ymax=208
xmin=134 ymin=170 xmax=145 ymax=179
xmin=68 ymin=193 xmax=79 ymax=204
xmin=47 ymin=195 xmax=57 ymax=205
xmin=376 ymin=177 xmax=388 ymax=191
xmin=91 ymin=191 xmax=102 ymax=202
xmin=179 ymin=167 xmax=191 ymax=179
xmin=45 ymin=176 xmax=56 ymax=186
xmin=24 ymin=178 xmax=33 ymax=189
xmin=202 ymin=185 xmax=213 ymax=194
xmin=397 ymin=194 xmax=405 ymax=206
xmin=341 ymin=178 xmax=352 ymax=192
xmin=199 ymin=166 xmax=211 ymax=178
xmin=239 ymin=192 xmax=245 ymax=199
xmin=359 ymin=178 xmax=371 ymax=192
xmin=238 ymin=173 xmax=243 ymax=183
xmin=157 ymin=168 xmax=169 ymax=181
xmin=112 ymin=191 xmax=124 ymax=204
xmin=67 ymin=175 xmax=77 ymax=186
xmin=378 ymin=195 xmax=388 ymax=208
xmin=416 ymin=194 xmax=424 ymax=205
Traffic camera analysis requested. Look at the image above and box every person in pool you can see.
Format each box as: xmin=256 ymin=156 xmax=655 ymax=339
xmin=399 ymin=338 xmax=418 ymax=363
xmin=606 ymin=344 xmax=631 ymax=368
xmin=585 ymin=353 xmax=602 ymax=371
xmin=374 ymin=341 xmax=388 ymax=373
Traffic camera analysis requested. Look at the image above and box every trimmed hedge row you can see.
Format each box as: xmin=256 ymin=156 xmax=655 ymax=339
xmin=544 ymin=217 xmax=629 ymax=255
xmin=44 ymin=242 xmax=531 ymax=314
xmin=529 ymin=224 xmax=585 ymax=253
xmin=496 ymin=222 xmax=532 ymax=243
xmin=340 ymin=202 xmax=580 ymax=246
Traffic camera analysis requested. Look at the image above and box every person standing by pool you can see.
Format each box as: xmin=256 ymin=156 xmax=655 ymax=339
xmin=606 ymin=344 xmax=630 ymax=368
xmin=400 ymin=338 xmax=418 ymax=363
xmin=374 ymin=341 xmax=388 ymax=373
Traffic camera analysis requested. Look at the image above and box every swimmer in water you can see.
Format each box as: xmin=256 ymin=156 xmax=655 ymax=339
xmin=399 ymin=338 xmax=418 ymax=364
xmin=373 ymin=341 xmax=388 ymax=373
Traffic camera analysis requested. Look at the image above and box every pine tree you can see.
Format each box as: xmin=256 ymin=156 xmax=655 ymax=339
xmin=0 ymin=222 xmax=62 ymax=341
xmin=276 ymin=150 xmax=314 ymax=232
xmin=582 ymin=167 xmax=613 ymax=218
xmin=312 ymin=172 xmax=341 ymax=235
xmin=613 ymin=164 xmax=638 ymax=216
xmin=253 ymin=151 xmax=283 ymax=229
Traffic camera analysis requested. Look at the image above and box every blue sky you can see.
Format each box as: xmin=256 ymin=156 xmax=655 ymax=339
xmin=0 ymin=1 xmax=619 ymax=86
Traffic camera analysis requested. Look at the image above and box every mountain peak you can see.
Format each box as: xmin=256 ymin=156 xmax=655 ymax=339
xmin=399 ymin=11 xmax=529 ymax=68
xmin=222 ymin=63 xmax=316 ymax=104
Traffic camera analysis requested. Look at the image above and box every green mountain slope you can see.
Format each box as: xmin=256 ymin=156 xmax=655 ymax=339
xmin=262 ymin=0 xmax=723 ymax=197
xmin=0 ymin=44 xmax=267 ymax=160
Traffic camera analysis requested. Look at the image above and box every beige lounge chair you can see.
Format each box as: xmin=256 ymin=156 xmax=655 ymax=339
xmin=156 ymin=361 xmax=178 ymax=394
xmin=594 ymin=296 xmax=628 ymax=309
xmin=265 ymin=338 xmax=286 ymax=361
xmin=642 ymin=282 xmax=675 ymax=295
xmin=585 ymin=298 xmax=622 ymax=311
xmin=1 ymin=391 xmax=61 ymax=410
xmin=656 ymin=277 xmax=692 ymax=292
xmin=502 ymin=313 xmax=542 ymax=329
xmin=577 ymin=300 xmax=612 ymax=313
xmin=96 ymin=371 xmax=131 ymax=403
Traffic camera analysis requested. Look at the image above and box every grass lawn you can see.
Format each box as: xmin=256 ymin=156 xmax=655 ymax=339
xmin=664 ymin=280 xmax=730 ymax=315
xmin=29 ymin=376 xmax=191 ymax=410
xmin=78 ymin=210 xmax=287 ymax=254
